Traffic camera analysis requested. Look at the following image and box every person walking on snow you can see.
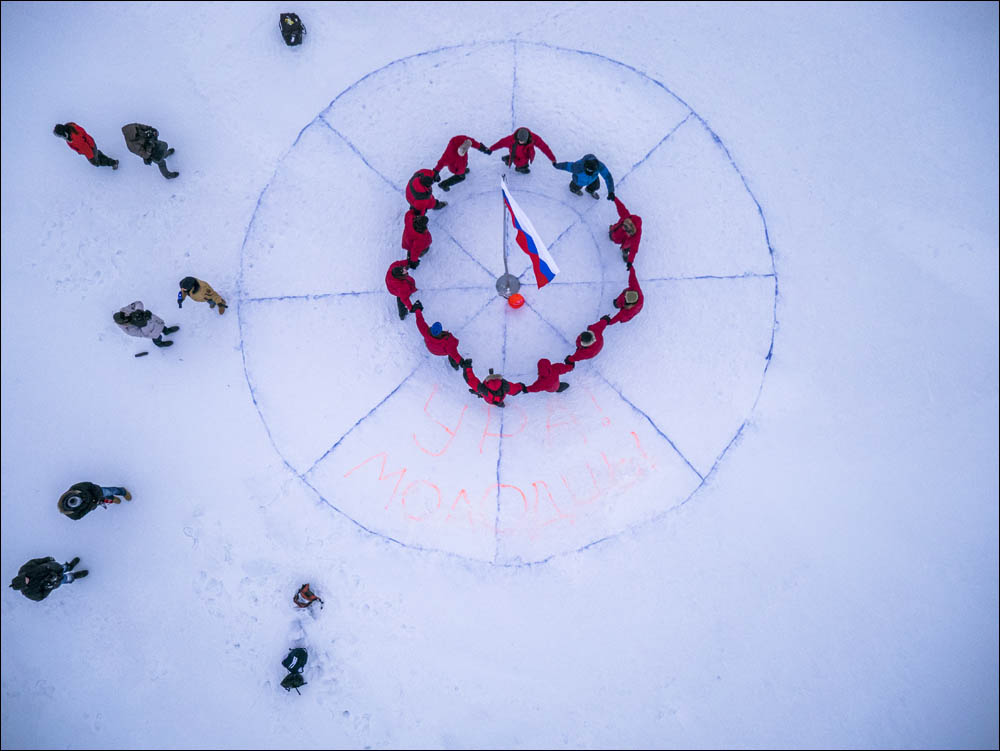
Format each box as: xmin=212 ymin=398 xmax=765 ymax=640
xmin=52 ymin=123 xmax=118 ymax=169
xmin=609 ymin=195 xmax=642 ymax=266
xmin=405 ymin=169 xmax=446 ymax=213
xmin=554 ymin=154 xmax=615 ymax=200
xmin=568 ymin=317 xmax=611 ymax=364
xmin=178 ymin=277 xmax=228 ymax=315
xmin=401 ymin=210 xmax=432 ymax=267
xmin=121 ymin=123 xmax=179 ymax=179
xmin=10 ymin=557 xmax=88 ymax=602
xmin=607 ymin=266 xmax=644 ymax=325
xmin=414 ymin=310 xmax=464 ymax=370
xmin=58 ymin=482 xmax=132 ymax=520
xmin=113 ymin=301 xmax=179 ymax=348
xmin=385 ymin=260 xmax=419 ymax=320
xmin=489 ymin=127 xmax=556 ymax=174
xmin=525 ymin=357 xmax=574 ymax=394
xmin=433 ymin=135 xmax=490 ymax=191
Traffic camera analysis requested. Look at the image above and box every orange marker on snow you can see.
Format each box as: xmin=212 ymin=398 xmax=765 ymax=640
xmin=508 ymin=293 xmax=525 ymax=309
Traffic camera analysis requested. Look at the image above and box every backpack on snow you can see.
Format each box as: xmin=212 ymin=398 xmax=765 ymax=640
xmin=281 ymin=672 xmax=306 ymax=693
xmin=279 ymin=13 xmax=305 ymax=46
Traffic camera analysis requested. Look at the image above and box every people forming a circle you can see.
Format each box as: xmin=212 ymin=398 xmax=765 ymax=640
xmin=386 ymin=127 xmax=645 ymax=407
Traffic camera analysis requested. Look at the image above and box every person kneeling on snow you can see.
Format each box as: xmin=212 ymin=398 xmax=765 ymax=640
xmin=113 ymin=301 xmax=179 ymax=348
xmin=178 ymin=277 xmax=228 ymax=315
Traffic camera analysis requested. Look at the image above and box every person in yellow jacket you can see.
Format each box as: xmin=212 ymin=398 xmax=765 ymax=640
xmin=178 ymin=277 xmax=227 ymax=315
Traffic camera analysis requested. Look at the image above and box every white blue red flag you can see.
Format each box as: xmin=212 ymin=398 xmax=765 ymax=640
xmin=501 ymin=177 xmax=559 ymax=287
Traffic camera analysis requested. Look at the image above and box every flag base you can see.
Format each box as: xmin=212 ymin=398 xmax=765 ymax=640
xmin=495 ymin=274 xmax=521 ymax=298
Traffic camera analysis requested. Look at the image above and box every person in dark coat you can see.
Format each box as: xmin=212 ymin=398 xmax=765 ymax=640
xmin=53 ymin=123 xmax=118 ymax=169
xmin=609 ymin=196 xmax=643 ymax=267
xmin=178 ymin=277 xmax=228 ymax=315
xmin=554 ymin=154 xmax=615 ymax=200
xmin=385 ymin=260 xmax=419 ymax=320
xmin=414 ymin=310 xmax=463 ymax=370
xmin=121 ymin=123 xmax=178 ymax=179
xmin=525 ymin=357 xmax=574 ymax=394
xmin=489 ymin=127 xmax=556 ymax=174
xmin=433 ymin=135 xmax=489 ymax=191
xmin=607 ymin=266 xmax=644 ymax=325
xmin=113 ymin=301 xmax=179 ymax=347
xmin=401 ymin=210 xmax=432 ymax=267
xmin=10 ymin=557 xmax=88 ymax=601
xmin=568 ymin=318 xmax=611 ymax=364
xmin=58 ymin=482 xmax=132 ymax=520
xmin=405 ymin=169 xmax=446 ymax=214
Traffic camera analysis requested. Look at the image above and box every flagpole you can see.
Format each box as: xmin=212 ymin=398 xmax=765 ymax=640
xmin=501 ymin=177 xmax=510 ymax=288
xmin=496 ymin=155 xmax=520 ymax=300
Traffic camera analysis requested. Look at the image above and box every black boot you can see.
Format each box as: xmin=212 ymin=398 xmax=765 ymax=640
xmin=557 ymin=382 xmax=570 ymax=393
xmin=65 ymin=557 xmax=80 ymax=571
xmin=439 ymin=174 xmax=466 ymax=191
xmin=152 ymin=336 xmax=173 ymax=348
xmin=162 ymin=325 xmax=179 ymax=335
xmin=432 ymin=200 xmax=447 ymax=210
xmin=70 ymin=570 xmax=89 ymax=581
xmin=586 ymin=185 xmax=600 ymax=199
xmin=515 ymin=165 xmax=530 ymax=174
xmin=569 ymin=182 xmax=583 ymax=195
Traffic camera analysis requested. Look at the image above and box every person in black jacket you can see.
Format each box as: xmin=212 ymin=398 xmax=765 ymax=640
xmin=58 ymin=482 xmax=132 ymax=520
xmin=121 ymin=123 xmax=178 ymax=179
xmin=10 ymin=557 xmax=88 ymax=601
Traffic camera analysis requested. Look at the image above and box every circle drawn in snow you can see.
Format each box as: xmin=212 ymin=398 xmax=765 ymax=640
xmin=238 ymin=41 xmax=778 ymax=566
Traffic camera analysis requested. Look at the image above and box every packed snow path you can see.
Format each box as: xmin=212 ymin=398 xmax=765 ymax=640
xmin=239 ymin=41 xmax=778 ymax=564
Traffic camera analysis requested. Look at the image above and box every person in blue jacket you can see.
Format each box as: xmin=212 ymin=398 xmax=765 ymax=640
xmin=552 ymin=154 xmax=615 ymax=200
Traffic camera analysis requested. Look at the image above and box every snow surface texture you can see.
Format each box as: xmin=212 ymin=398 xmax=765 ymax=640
xmin=241 ymin=40 xmax=777 ymax=564
xmin=1 ymin=2 xmax=997 ymax=749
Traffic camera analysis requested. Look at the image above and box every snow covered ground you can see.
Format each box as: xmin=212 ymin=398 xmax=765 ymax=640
xmin=1 ymin=2 xmax=997 ymax=748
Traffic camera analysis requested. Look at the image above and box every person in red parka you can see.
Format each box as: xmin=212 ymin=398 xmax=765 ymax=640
xmin=525 ymin=357 xmax=574 ymax=394
xmin=489 ymin=127 xmax=556 ymax=174
xmin=52 ymin=123 xmax=118 ymax=170
xmin=401 ymin=210 xmax=432 ymax=268
xmin=405 ymin=169 xmax=446 ymax=214
xmin=414 ymin=310 xmax=464 ymax=370
xmin=433 ymin=135 xmax=490 ymax=191
xmin=608 ymin=266 xmax=644 ymax=325
xmin=386 ymin=260 xmax=420 ymax=320
xmin=568 ymin=317 xmax=611 ymax=364
xmin=476 ymin=369 xmax=526 ymax=407
xmin=609 ymin=196 xmax=642 ymax=267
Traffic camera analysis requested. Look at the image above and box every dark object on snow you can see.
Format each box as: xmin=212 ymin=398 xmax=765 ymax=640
xmin=280 ymin=13 xmax=306 ymax=46
xmin=281 ymin=647 xmax=309 ymax=694
xmin=10 ymin=556 xmax=87 ymax=601
xmin=134 ymin=351 xmax=149 ymax=358
xmin=282 ymin=647 xmax=308 ymax=673
xmin=281 ymin=672 xmax=306 ymax=693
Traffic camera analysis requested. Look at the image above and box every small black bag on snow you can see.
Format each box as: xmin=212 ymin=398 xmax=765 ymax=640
xmin=280 ymin=13 xmax=305 ymax=46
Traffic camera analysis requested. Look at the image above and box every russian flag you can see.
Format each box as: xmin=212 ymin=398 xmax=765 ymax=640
xmin=501 ymin=177 xmax=559 ymax=288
